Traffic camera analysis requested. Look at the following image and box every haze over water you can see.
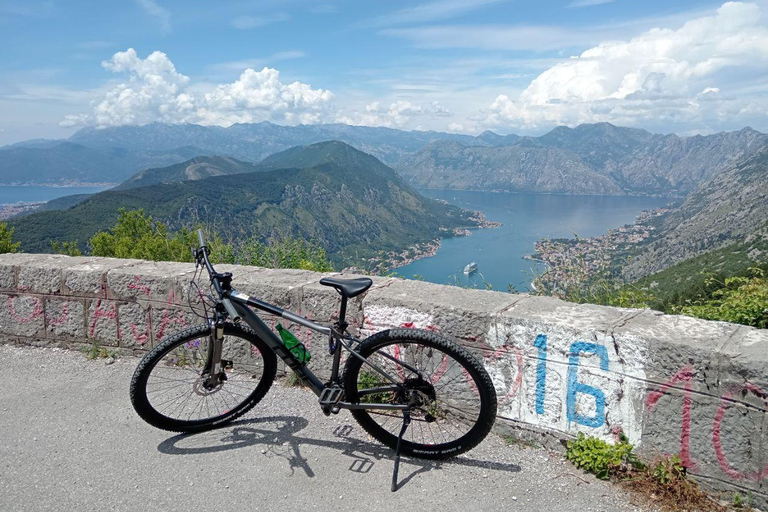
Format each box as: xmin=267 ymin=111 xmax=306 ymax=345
xmin=397 ymin=190 xmax=675 ymax=293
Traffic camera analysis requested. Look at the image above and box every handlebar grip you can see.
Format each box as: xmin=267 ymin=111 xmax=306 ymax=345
xmin=197 ymin=229 xmax=206 ymax=248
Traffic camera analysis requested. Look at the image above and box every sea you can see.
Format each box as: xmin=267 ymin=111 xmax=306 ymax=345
xmin=0 ymin=185 xmax=111 ymax=205
xmin=396 ymin=190 xmax=676 ymax=293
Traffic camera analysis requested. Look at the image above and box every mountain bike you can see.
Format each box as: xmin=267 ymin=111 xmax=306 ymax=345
xmin=130 ymin=230 xmax=497 ymax=490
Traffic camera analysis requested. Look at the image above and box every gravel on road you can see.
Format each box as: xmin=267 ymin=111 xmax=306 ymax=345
xmin=0 ymin=344 xmax=658 ymax=512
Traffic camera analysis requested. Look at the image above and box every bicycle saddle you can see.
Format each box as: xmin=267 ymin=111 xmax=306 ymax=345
xmin=319 ymin=277 xmax=373 ymax=298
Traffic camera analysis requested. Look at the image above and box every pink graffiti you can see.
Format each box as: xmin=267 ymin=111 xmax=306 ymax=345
xmin=646 ymin=365 xmax=696 ymax=469
xmin=8 ymin=296 xmax=43 ymax=323
xmin=127 ymin=275 xmax=151 ymax=297
xmin=89 ymin=299 xmax=118 ymax=338
xmin=46 ymin=303 xmax=69 ymax=327
xmin=130 ymin=320 xmax=150 ymax=345
xmin=155 ymin=291 xmax=187 ymax=342
xmin=713 ymin=383 xmax=768 ymax=481
xmin=485 ymin=346 xmax=524 ymax=404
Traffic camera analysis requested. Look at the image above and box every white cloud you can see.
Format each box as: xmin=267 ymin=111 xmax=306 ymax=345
xmin=337 ymin=100 xmax=452 ymax=127
xmin=484 ymin=2 xmax=768 ymax=131
xmin=135 ymin=0 xmax=170 ymax=33
xmin=61 ymin=48 xmax=334 ymax=128
xmin=231 ymin=13 xmax=290 ymax=29
xmin=567 ymin=0 xmax=614 ymax=8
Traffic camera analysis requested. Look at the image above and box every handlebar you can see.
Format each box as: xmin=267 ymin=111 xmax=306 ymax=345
xmin=197 ymin=228 xmax=206 ymax=249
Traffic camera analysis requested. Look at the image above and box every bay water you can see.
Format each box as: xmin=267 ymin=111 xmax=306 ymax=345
xmin=397 ymin=190 xmax=675 ymax=292
xmin=0 ymin=185 xmax=110 ymax=205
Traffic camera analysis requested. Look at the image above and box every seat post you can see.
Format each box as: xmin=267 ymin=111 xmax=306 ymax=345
xmin=337 ymin=295 xmax=349 ymax=331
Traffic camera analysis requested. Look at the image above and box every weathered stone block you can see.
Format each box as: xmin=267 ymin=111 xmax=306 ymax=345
xmin=86 ymin=298 xmax=120 ymax=346
xmin=0 ymin=293 xmax=45 ymax=337
xmin=45 ymin=298 xmax=85 ymax=339
xmin=118 ymin=302 xmax=151 ymax=348
xmin=361 ymin=277 xmax=519 ymax=343
xmin=64 ymin=257 xmax=142 ymax=296
xmin=107 ymin=261 xmax=192 ymax=303
xmin=150 ymin=302 xmax=198 ymax=345
xmin=16 ymin=254 xmax=81 ymax=294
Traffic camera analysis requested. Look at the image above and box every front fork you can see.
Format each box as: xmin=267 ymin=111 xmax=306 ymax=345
xmin=203 ymin=318 xmax=225 ymax=388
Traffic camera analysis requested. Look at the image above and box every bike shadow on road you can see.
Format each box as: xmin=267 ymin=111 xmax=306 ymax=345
xmin=156 ymin=415 xmax=521 ymax=489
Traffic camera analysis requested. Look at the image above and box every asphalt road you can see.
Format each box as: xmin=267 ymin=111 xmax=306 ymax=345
xmin=0 ymin=345 xmax=657 ymax=512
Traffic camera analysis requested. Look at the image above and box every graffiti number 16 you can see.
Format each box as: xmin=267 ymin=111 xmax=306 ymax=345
xmin=533 ymin=334 xmax=610 ymax=428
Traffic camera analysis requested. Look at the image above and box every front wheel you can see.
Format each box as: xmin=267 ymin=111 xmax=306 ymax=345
xmin=130 ymin=323 xmax=277 ymax=432
xmin=344 ymin=328 xmax=497 ymax=459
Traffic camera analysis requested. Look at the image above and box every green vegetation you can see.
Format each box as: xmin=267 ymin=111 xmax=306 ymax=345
xmin=567 ymin=435 xmax=725 ymax=511
xmin=0 ymin=222 xmax=21 ymax=254
xmin=82 ymin=340 xmax=119 ymax=360
xmin=566 ymin=432 xmax=640 ymax=480
xmin=51 ymin=240 xmax=82 ymax=256
xmin=240 ymin=236 xmax=333 ymax=272
xmin=85 ymin=208 xmax=333 ymax=272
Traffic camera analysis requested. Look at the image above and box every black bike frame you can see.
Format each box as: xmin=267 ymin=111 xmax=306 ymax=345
xmin=194 ymin=229 xmax=411 ymax=412
xmin=224 ymin=292 xmax=409 ymax=412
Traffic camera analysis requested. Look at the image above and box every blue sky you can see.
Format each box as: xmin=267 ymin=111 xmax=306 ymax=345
xmin=1 ymin=0 xmax=767 ymax=144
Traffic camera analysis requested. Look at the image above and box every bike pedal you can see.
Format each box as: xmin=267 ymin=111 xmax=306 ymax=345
xmin=319 ymin=386 xmax=344 ymax=406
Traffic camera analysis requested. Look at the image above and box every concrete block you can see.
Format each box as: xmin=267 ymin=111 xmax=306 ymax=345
xmin=615 ymin=310 xmax=737 ymax=393
xmin=118 ymin=302 xmax=151 ymax=348
xmin=16 ymin=254 xmax=82 ymax=294
xmin=717 ymin=325 xmax=768 ymax=392
xmin=150 ymin=302 xmax=199 ymax=345
xmin=45 ymin=298 xmax=85 ymax=339
xmin=361 ymin=277 xmax=519 ymax=343
xmin=107 ymin=261 xmax=192 ymax=303
xmin=0 ymin=293 xmax=45 ymax=337
xmin=86 ymin=299 xmax=120 ymax=346
xmin=63 ymin=257 xmax=142 ymax=296
xmin=0 ymin=254 xmax=53 ymax=292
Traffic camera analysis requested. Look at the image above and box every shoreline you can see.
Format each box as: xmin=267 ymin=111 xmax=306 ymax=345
xmin=0 ymin=182 xmax=117 ymax=188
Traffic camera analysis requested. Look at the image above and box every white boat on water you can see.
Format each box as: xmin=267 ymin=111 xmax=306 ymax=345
xmin=463 ymin=261 xmax=478 ymax=274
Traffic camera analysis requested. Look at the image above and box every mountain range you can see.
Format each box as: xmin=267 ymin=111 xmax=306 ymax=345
xmin=5 ymin=122 xmax=765 ymax=198
xmin=624 ymin=142 xmax=768 ymax=279
xmin=397 ymin=123 xmax=768 ymax=196
xmin=8 ymin=141 xmax=479 ymax=268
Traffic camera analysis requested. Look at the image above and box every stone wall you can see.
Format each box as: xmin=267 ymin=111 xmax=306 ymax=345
xmin=1 ymin=253 xmax=766 ymax=503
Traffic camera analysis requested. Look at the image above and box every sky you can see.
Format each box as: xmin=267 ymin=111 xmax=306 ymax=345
xmin=0 ymin=0 xmax=767 ymax=145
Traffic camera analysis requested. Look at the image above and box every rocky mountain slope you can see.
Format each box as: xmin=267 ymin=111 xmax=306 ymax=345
xmin=9 ymin=142 xmax=478 ymax=268
xmin=624 ymin=142 xmax=768 ymax=279
xmin=397 ymin=140 xmax=623 ymax=194
xmin=398 ymin=123 xmax=768 ymax=196
xmin=113 ymin=155 xmax=261 ymax=190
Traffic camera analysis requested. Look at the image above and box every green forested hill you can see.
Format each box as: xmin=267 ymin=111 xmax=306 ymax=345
xmin=9 ymin=141 xmax=477 ymax=268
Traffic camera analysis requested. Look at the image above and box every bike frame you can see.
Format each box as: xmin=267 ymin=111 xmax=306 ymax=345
xmin=225 ymin=291 xmax=409 ymax=412
xmin=194 ymin=230 xmax=410 ymax=412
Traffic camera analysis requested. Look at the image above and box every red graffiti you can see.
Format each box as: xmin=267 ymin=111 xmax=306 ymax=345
xmin=155 ymin=291 xmax=187 ymax=342
xmin=713 ymin=383 xmax=768 ymax=481
xmin=646 ymin=365 xmax=696 ymax=469
xmin=46 ymin=303 xmax=69 ymax=327
xmin=130 ymin=320 xmax=150 ymax=345
xmin=127 ymin=275 xmax=151 ymax=297
xmin=89 ymin=299 xmax=119 ymax=339
xmin=485 ymin=346 xmax=524 ymax=404
xmin=8 ymin=296 xmax=43 ymax=323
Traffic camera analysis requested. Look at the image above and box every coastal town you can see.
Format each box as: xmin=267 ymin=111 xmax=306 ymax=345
xmin=528 ymin=207 xmax=673 ymax=293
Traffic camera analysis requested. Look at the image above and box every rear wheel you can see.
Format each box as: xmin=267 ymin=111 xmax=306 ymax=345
xmin=343 ymin=328 xmax=497 ymax=459
xmin=130 ymin=323 xmax=277 ymax=432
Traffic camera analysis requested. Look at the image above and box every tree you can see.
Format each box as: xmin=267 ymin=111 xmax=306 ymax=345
xmin=0 ymin=223 xmax=21 ymax=254
xmin=89 ymin=208 xmax=233 ymax=263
